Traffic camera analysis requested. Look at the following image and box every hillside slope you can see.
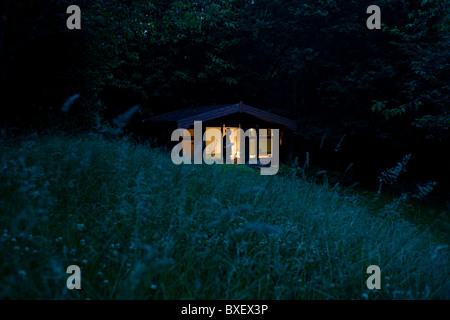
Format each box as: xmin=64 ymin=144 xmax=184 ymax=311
xmin=0 ymin=133 xmax=448 ymax=299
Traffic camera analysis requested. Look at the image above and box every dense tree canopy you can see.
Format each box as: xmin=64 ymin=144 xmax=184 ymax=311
xmin=0 ymin=0 xmax=449 ymax=199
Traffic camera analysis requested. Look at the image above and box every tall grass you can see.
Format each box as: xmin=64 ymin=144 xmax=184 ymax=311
xmin=0 ymin=132 xmax=448 ymax=299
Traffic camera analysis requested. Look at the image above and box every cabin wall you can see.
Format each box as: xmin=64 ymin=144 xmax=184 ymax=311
xmin=143 ymin=113 xmax=295 ymax=163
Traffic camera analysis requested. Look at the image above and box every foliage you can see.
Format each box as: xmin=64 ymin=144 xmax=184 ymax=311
xmin=377 ymin=154 xmax=411 ymax=194
xmin=374 ymin=0 xmax=450 ymax=133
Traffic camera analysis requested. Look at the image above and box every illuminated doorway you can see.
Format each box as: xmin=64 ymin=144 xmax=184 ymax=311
xmin=223 ymin=126 xmax=240 ymax=162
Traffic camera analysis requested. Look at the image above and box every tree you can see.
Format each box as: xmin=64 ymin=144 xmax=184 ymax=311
xmin=372 ymin=0 xmax=450 ymax=137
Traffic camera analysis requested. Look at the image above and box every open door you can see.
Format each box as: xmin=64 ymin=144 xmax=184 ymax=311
xmin=223 ymin=126 xmax=240 ymax=163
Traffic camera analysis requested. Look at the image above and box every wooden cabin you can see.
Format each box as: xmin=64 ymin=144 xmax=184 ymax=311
xmin=142 ymin=101 xmax=297 ymax=163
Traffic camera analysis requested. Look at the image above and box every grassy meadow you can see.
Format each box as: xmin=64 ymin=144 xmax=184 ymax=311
xmin=0 ymin=132 xmax=448 ymax=299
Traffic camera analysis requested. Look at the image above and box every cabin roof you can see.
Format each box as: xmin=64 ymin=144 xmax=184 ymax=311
xmin=142 ymin=102 xmax=297 ymax=131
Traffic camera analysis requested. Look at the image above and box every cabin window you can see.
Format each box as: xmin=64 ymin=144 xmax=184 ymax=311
xmin=259 ymin=128 xmax=274 ymax=158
